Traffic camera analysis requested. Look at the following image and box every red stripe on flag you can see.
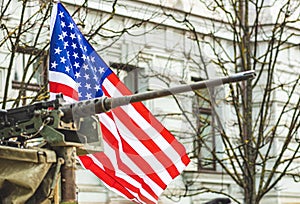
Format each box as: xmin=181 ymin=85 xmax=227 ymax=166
xmin=105 ymin=74 xmax=190 ymax=168
xmin=80 ymin=151 xmax=156 ymax=204
xmin=132 ymin=106 xmax=191 ymax=166
xmin=49 ymin=81 xmax=79 ymax=100
xmin=102 ymin=111 xmax=167 ymax=190
xmin=106 ymin=73 xmax=132 ymax=95
xmin=100 ymin=122 xmax=159 ymax=200
xmin=111 ymin=107 xmax=181 ymax=178
xmin=78 ymin=154 xmax=135 ymax=201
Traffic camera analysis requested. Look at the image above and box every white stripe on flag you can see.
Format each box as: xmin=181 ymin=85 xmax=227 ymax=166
xmin=112 ymin=115 xmax=173 ymax=183
xmin=49 ymin=71 xmax=79 ymax=92
xmin=99 ymin=139 xmax=158 ymax=203
xmin=103 ymin=78 xmax=186 ymax=171
xmin=99 ymin=113 xmax=164 ymax=195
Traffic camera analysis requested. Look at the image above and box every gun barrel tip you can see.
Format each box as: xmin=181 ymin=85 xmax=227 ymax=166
xmin=243 ymin=70 xmax=256 ymax=78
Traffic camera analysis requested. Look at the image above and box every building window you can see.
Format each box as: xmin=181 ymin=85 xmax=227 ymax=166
xmin=110 ymin=62 xmax=147 ymax=94
xmin=10 ymin=45 xmax=48 ymax=106
xmin=14 ymin=45 xmax=48 ymax=85
xmin=192 ymin=77 xmax=216 ymax=171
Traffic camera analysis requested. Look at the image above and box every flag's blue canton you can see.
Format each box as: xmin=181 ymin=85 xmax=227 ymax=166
xmin=50 ymin=3 xmax=112 ymax=100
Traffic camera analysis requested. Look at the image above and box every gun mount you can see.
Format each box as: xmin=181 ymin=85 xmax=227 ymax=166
xmin=0 ymin=70 xmax=255 ymax=203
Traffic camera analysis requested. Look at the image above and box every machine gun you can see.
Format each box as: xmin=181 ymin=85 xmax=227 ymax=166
xmin=0 ymin=70 xmax=255 ymax=203
xmin=0 ymin=70 xmax=255 ymax=149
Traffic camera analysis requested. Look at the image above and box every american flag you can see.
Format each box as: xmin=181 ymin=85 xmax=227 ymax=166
xmin=49 ymin=2 xmax=190 ymax=204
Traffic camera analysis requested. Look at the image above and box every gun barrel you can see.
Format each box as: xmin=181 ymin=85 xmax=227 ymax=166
xmin=108 ymin=70 xmax=255 ymax=109
xmin=61 ymin=70 xmax=255 ymax=122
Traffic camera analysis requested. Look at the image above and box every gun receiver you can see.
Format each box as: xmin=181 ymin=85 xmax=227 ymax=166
xmin=0 ymin=70 xmax=255 ymax=149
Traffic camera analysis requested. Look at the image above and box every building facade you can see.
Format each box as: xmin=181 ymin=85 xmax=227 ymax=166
xmin=1 ymin=0 xmax=300 ymax=203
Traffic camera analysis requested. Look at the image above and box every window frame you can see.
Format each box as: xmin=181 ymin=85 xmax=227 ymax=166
xmin=12 ymin=45 xmax=48 ymax=105
xmin=192 ymin=77 xmax=217 ymax=172
xmin=110 ymin=62 xmax=141 ymax=94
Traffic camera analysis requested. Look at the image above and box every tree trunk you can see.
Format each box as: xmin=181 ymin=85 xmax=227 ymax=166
xmin=239 ymin=0 xmax=256 ymax=203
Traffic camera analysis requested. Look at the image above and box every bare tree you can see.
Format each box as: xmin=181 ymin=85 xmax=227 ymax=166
xmin=0 ymin=0 xmax=51 ymax=108
xmin=159 ymin=0 xmax=300 ymax=203
xmin=1 ymin=0 xmax=300 ymax=204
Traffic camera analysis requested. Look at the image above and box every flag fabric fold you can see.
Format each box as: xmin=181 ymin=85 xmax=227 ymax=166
xmin=49 ymin=2 xmax=190 ymax=203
